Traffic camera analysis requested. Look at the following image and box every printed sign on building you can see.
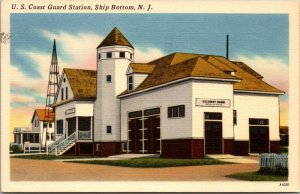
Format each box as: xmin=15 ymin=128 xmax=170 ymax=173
xmin=195 ymin=98 xmax=231 ymax=107
xmin=65 ymin=108 xmax=75 ymax=115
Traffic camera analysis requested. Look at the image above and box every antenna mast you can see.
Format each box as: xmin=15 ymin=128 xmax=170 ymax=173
xmin=42 ymin=39 xmax=59 ymax=153
xmin=226 ymin=34 xmax=229 ymax=59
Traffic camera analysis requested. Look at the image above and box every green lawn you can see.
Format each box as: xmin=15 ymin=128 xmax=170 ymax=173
xmin=67 ymin=157 xmax=233 ymax=168
xmin=11 ymin=154 xmax=94 ymax=160
xmin=226 ymin=172 xmax=288 ymax=181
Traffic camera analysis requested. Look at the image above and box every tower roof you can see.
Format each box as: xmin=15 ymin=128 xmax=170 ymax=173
xmin=97 ymin=27 xmax=134 ymax=49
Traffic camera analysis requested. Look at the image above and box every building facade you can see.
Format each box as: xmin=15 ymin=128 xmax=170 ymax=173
xmin=50 ymin=27 xmax=284 ymax=158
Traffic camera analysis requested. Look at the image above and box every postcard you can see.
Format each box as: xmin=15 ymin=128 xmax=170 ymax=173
xmin=1 ymin=0 xmax=299 ymax=192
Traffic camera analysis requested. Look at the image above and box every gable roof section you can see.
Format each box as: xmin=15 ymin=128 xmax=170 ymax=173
xmin=31 ymin=109 xmax=55 ymax=123
xmin=64 ymin=68 xmax=97 ymax=100
xmin=213 ymin=56 xmax=283 ymax=93
xmin=119 ymin=53 xmax=239 ymax=96
xmin=97 ymin=27 xmax=134 ymax=49
xmin=232 ymin=61 xmax=263 ymax=79
xmin=129 ymin=63 xmax=156 ymax=74
xmin=119 ymin=52 xmax=284 ymax=97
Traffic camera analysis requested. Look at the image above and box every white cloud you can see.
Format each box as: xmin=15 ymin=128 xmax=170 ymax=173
xmin=11 ymin=94 xmax=36 ymax=103
xmin=134 ymin=47 xmax=165 ymax=63
xmin=235 ymin=55 xmax=289 ymax=93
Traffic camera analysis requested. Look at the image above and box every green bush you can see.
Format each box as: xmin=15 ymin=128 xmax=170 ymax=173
xmin=10 ymin=144 xmax=22 ymax=153
xmin=258 ymin=166 xmax=288 ymax=176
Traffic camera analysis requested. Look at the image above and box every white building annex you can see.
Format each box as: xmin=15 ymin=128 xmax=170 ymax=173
xmin=48 ymin=27 xmax=284 ymax=158
xmin=12 ymin=109 xmax=55 ymax=152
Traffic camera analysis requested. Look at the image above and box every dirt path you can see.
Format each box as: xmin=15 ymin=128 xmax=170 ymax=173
xmin=10 ymin=158 xmax=259 ymax=181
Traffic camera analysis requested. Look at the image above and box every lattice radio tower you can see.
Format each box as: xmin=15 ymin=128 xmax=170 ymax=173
xmin=42 ymin=39 xmax=60 ymax=152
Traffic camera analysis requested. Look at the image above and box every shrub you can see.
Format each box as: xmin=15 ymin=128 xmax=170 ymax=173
xmin=10 ymin=144 xmax=22 ymax=153
xmin=258 ymin=166 xmax=288 ymax=176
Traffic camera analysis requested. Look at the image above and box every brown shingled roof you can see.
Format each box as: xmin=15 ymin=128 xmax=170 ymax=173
xmin=119 ymin=53 xmax=239 ymax=96
xmin=64 ymin=68 xmax=96 ymax=99
xmin=232 ymin=61 xmax=263 ymax=79
xmin=119 ymin=52 xmax=284 ymax=97
xmin=31 ymin=109 xmax=54 ymax=123
xmin=129 ymin=63 xmax=155 ymax=74
xmin=97 ymin=27 xmax=134 ymax=49
xmin=214 ymin=56 xmax=283 ymax=93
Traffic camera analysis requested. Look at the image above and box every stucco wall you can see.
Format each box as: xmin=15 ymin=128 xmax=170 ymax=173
xmin=233 ymin=92 xmax=280 ymax=141
xmin=94 ymin=46 xmax=133 ymax=142
xmin=192 ymin=80 xmax=234 ymax=139
xmin=120 ymin=81 xmax=193 ymax=141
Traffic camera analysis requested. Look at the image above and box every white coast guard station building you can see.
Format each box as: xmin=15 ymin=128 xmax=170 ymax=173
xmin=42 ymin=28 xmax=284 ymax=158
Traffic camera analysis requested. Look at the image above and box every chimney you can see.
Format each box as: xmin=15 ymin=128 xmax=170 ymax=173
xmin=226 ymin=34 xmax=229 ymax=59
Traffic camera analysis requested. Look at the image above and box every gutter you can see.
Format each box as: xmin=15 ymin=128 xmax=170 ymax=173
xmin=234 ymin=89 xmax=285 ymax=95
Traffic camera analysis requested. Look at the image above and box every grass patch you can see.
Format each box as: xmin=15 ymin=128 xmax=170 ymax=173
xmin=67 ymin=157 xmax=233 ymax=168
xmin=226 ymin=172 xmax=288 ymax=181
xmin=11 ymin=154 xmax=94 ymax=160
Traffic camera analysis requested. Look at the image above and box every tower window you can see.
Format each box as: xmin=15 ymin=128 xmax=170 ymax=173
xmin=128 ymin=75 xmax=133 ymax=91
xmin=106 ymin=75 xmax=112 ymax=82
xmin=130 ymin=53 xmax=133 ymax=60
xmin=98 ymin=53 xmax=101 ymax=60
xmin=106 ymin=125 xmax=112 ymax=134
xmin=120 ymin=52 xmax=125 ymax=58
xmin=233 ymin=110 xmax=237 ymax=125
xmin=106 ymin=52 xmax=112 ymax=58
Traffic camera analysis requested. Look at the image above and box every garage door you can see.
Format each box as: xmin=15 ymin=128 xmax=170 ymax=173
xmin=204 ymin=112 xmax=223 ymax=154
xmin=249 ymin=118 xmax=269 ymax=153
xmin=128 ymin=108 xmax=161 ymax=154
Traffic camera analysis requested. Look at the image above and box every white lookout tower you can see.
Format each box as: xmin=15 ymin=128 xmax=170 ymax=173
xmin=94 ymin=27 xmax=134 ymax=144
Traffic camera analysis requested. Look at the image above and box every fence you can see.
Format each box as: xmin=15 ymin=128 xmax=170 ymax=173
xmin=259 ymin=153 xmax=288 ymax=169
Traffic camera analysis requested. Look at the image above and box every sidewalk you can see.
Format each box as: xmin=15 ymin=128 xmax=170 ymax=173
xmin=55 ymin=153 xmax=159 ymax=162
xmin=206 ymin=154 xmax=258 ymax=164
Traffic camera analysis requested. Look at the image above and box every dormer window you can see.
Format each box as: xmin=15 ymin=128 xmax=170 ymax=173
xmin=98 ymin=53 xmax=101 ymax=60
xmin=128 ymin=75 xmax=133 ymax=91
xmin=61 ymin=88 xmax=64 ymax=101
xmin=66 ymin=87 xmax=68 ymax=99
xmin=120 ymin=52 xmax=125 ymax=58
xmin=130 ymin=53 xmax=133 ymax=60
xmin=106 ymin=52 xmax=112 ymax=58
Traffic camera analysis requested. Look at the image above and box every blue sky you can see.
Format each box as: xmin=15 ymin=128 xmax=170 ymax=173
xmin=10 ymin=13 xmax=289 ymax=125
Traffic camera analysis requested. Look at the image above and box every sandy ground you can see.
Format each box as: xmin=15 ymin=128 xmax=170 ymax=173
xmin=10 ymin=158 xmax=259 ymax=181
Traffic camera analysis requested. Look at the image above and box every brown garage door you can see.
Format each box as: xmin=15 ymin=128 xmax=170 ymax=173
xmin=128 ymin=111 xmax=143 ymax=153
xmin=144 ymin=115 xmax=161 ymax=154
xmin=249 ymin=118 xmax=269 ymax=153
xmin=204 ymin=112 xmax=223 ymax=154
xmin=128 ymin=108 xmax=161 ymax=154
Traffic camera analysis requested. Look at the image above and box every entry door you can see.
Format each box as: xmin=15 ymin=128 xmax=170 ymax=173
xmin=205 ymin=121 xmax=222 ymax=154
xmin=128 ymin=118 xmax=142 ymax=153
xmin=144 ymin=116 xmax=161 ymax=154
xmin=67 ymin=117 xmax=76 ymax=136
xmin=249 ymin=126 xmax=269 ymax=153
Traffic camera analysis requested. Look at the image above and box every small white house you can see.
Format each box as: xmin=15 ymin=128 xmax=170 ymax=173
xmin=48 ymin=27 xmax=284 ymax=158
xmin=12 ymin=109 xmax=55 ymax=152
xmin=31 ymin=109 xmax=55 ymax=147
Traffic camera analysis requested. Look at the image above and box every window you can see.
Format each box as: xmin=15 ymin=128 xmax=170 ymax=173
xmin=128 ymin=111 xmax=142 ymax=118
xmin=130 ymin=53 xmax=133 ymax=60
xmin=144 ymin=108 xmax=160 ymax=116
xmin=233 ymin=110 xmax=237 ymax=125
xmin=57 ymin=120 xmax=64 ymax=134
xmin=106 ymin=125 xmax=112 ymax=134
xmin=168 ymin=105 xmax=185 ymax=118
xmin=49 ymin=122 xmax=52 ymax=128
xmin=98 ymin=53 xmax=101 ymax=60
xmin=106 ymin=52 xmax=112 ymax=58
xmin=249 ymin=118 xmax=269 ymax=125
xmin=204 ymin=112 xmax=222 ymax=120
xmin=51 ymin=133 xmax=54 ymax=140
xmin=63 ymin=78 xmax=66 ymax=82
xmin=96 ymin=144 xmax=100 ymax=151
xmin=66 ymin=87 xmax=68 ymax=99
xmin=106 ymin=75 xmax=112 ymax=82
xmin=46 ymin=132 xmax=50 ymax=140
xmin=37 ymin=120 xmax=39 ymax=127
xmin=119 ymin=52 xmax=125 ymax=58
xmin=61 ymin=88 xmax=64 ymax=101
xmin=43 ymin=122 xmax=47 ymax=128
xmin=128 ymin=75 xmax=133 ymax=91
